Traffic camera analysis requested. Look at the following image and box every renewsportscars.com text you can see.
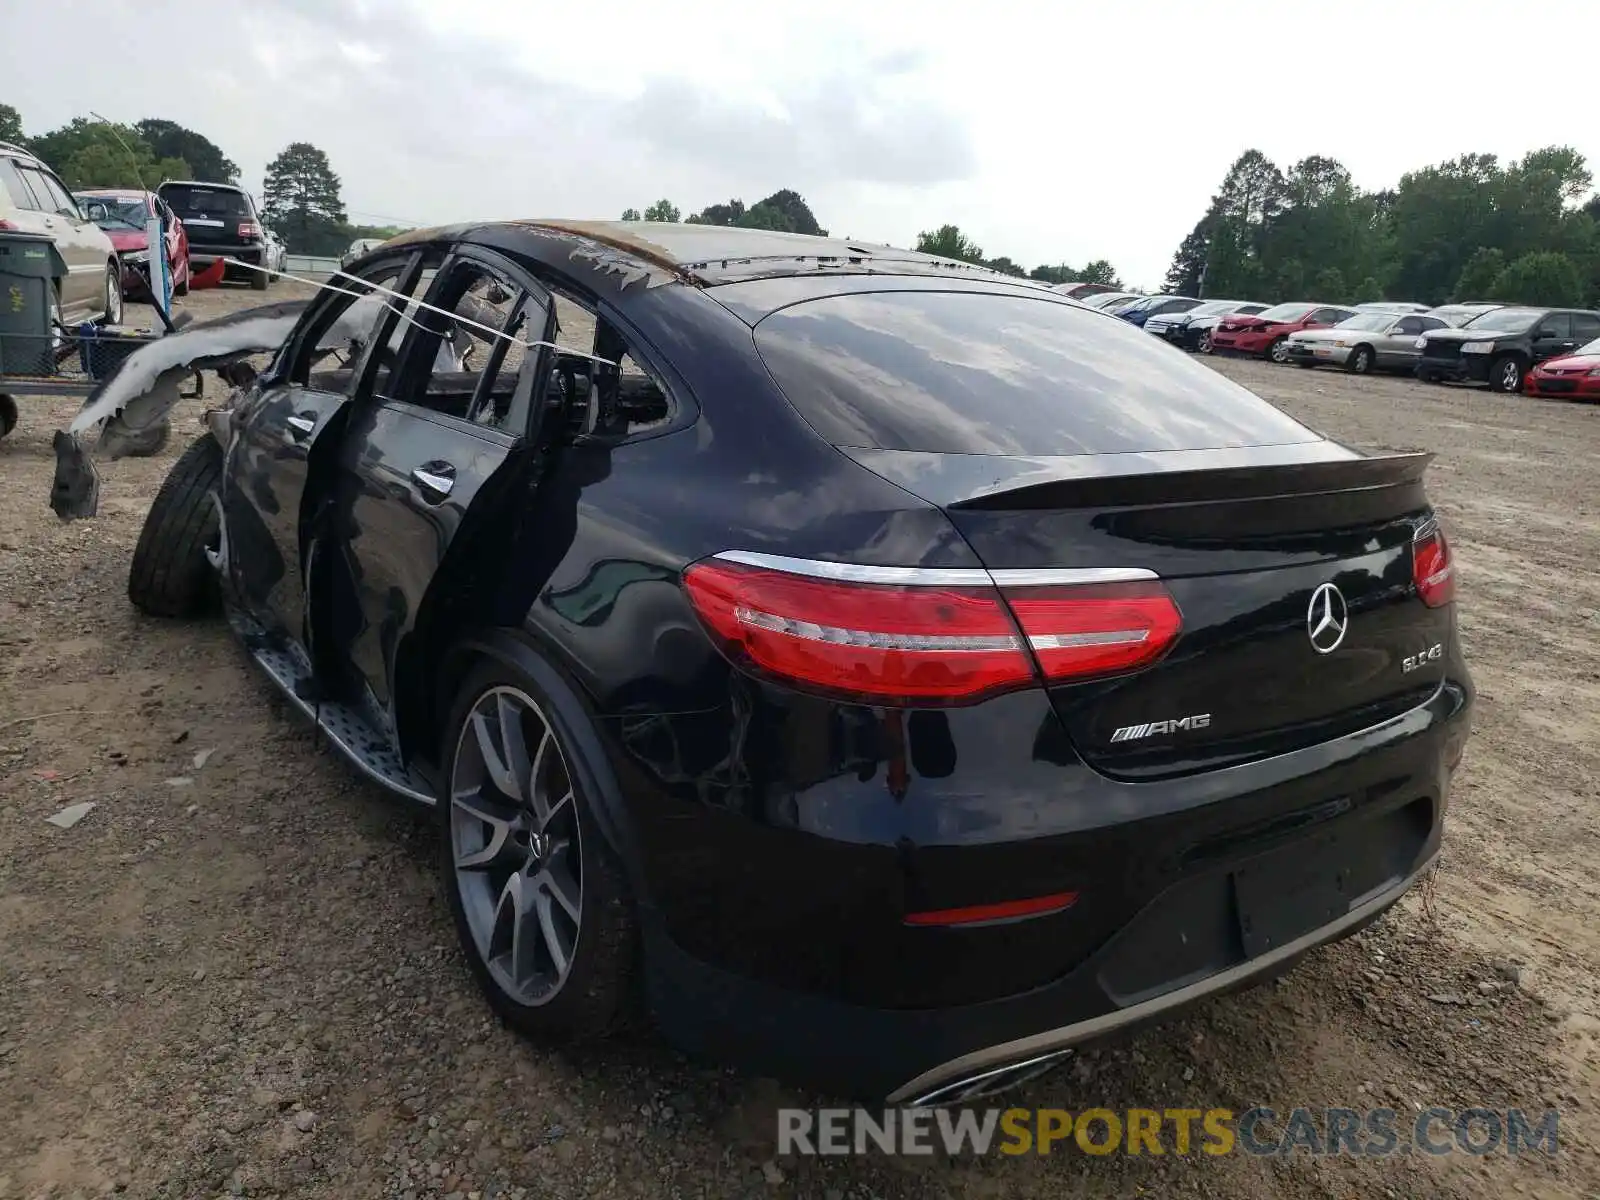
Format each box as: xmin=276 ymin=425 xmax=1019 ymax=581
xmin=777 ymin=1106 xmax=1559 ymax=1158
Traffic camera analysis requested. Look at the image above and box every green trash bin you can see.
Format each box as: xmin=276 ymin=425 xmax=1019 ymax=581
xmin=0 ymin=231 xmax=64 ymax=377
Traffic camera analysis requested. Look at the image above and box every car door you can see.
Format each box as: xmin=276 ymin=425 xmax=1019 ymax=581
xmin=14 ymin=164 xmax=88 ymax=309
xmin=326 ymin=245 xmax=554 ymax=742
xmin=1566 ymin=312 xmax=1600 ymax=354
xmin=1306 ymin=307 xmax=1348 ymax=330
xmin=1377 ymin=315 xmax=1435 ymax=366
xmin=223 ymin=251 xmax=424 ymax=645
xmin=33 ymin=168 xmax=101 ymax=310
xmin=1530 ymin=313 xmax=1575 ymax=364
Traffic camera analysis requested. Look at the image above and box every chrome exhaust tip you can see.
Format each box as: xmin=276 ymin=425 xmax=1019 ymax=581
xmin=902 ymin=1048 xmax=1074 ymax=1108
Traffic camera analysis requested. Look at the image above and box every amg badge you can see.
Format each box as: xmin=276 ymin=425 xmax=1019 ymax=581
xmin=1110 ymin=714 xmax=1212 ymax=743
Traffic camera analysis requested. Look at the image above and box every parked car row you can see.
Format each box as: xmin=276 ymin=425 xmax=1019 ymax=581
xmin=1119 ymin=287 xmax=1600 ymax=402
xmin=1 ymin=135 xmax=295 ymax=326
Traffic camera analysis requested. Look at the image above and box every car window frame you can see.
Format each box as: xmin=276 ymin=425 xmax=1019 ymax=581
xmin=515 ymin=265 xmax=699 ymax=447
xmin=35 ymin=169 xmax=82 ymax=219
xmin=378 ymin=243 xmax=557 ymax=446
xmin=1568 ymin=313 xmax=1600 ymax=342
xmin=14 ymin=165 xmax=55 ymax=212
xmin=1534 ymin=313 xmax=1572 ymax=340
xmin=0 ymin=155 xmax=35 ymax=209
xmin=271 ymin=249 xmax=427 ymax=394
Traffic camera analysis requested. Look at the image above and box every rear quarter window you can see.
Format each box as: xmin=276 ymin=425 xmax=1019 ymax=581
xmin=752 ymin=290 xmax=1320 ymax=456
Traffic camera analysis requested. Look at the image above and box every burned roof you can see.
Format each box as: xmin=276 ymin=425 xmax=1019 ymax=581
xmin=368 ymin=219 xmax=1051 ymax=294
xmin=524 ymin=220 xmax=1036 ymax=288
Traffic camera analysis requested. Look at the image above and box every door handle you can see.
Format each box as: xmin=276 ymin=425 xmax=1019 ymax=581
xmin=411 ymin=462 xmax=456 ymax=500
xmin=285 ymin=412 xmax=317 ymax=440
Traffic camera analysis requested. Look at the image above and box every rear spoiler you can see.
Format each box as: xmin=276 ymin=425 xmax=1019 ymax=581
xmin=840 ymin=443 xmax=1434 ymax=511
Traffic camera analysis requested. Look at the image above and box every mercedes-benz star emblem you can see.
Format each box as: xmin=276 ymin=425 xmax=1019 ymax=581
xmin=1307 ymin=582 xmax=1348 ymax=654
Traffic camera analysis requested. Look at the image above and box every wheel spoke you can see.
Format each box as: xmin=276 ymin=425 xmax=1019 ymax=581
xmin=471 ymin=708 xmax=523 ymax=801
xmin=451 ymin=789 xmax=525 ymax=871
xmin=540 ymin=853 xmax=581 ymax=922
xmin=493 ymin=870 xmax=541 ymax=990
xmin=498 ymin=694 xmax=533 ymax=805
xmin=527 ymin=730 xmax=554 ymax=824
xmin=535 ymin=889 xmax=570 ymax=979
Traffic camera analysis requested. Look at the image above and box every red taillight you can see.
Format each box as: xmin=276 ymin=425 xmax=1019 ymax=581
xmin=237 ymin=220 xmax=260 ymax=238
xmin=1413 ymin=523 xmax=1455 ymax=607
xmin=1006 ymin=580 xmax=1183 ymax=680
xmin=681 ymin=555 xmax=1183 ymax=705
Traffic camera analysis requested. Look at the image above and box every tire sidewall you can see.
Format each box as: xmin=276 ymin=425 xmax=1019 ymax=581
xmin=105 ymin=265 xmax=123 ymax=326
xmin=438 ymin=657 xmax=636 ymax=1040
xmin=1490 ymin=355 xmax=1523 ymax=393
xmin=1268 ymin=336 xmax=1289 ymax=363
xmin=1349 ymin=346 xmax=1372 ymax=374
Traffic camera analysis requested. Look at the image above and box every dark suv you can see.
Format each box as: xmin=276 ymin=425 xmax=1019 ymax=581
xmin=156 ymin=180 xmax=269 ymax=290
xmin=1415 ymin=306 xmax=1600 ymax=392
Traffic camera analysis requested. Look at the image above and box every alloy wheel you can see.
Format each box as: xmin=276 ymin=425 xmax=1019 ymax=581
xmin=1500 ymin=361 xmax=1520 ymax=391
xmin=449 ymin=686 xmax=583 ymax=1007
xmin=1269 ymin=338 xmax=1289 ymax=364
xmin=1198 ymin=331 xmax=1213 ymax=354
xmin=106 ymin=268 xmax=123 ymax=326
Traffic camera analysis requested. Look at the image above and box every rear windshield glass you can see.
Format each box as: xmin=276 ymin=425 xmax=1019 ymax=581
xmin=161 ymin=185 xmax=249 ymax=215
xmin=753 ymin=291 xmax=1320 ymax=456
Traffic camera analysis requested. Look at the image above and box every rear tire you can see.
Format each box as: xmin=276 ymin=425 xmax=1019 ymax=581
xmin=1488 ymin=354 xmax=1524 ymax=393
xmin=0 ymin=394 xmax=17 ymax=439
xmin=174 ymin=257 xmax=190 ymax=297
xmin=128 ymin=434 xmax=223 ymax=618
xmin=250 ymin=263 xmax=268 ymax=291
xmin=439 ymin=658 xmax=639 ymax=1044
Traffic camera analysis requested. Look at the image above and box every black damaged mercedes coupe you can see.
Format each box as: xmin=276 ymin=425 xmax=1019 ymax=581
xmin=57 ymin=221 xmax=1473 ymax=1104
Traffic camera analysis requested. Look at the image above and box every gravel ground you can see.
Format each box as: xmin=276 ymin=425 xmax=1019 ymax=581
xmin=1 ymin=285 xmax=1597 ymax=1199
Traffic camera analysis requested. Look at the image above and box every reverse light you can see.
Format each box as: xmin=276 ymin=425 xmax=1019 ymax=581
xmin=1412 ymin=522 xmax=1456 ymax=608
xmin=681 ymin=555 xmax=1183 ymax=705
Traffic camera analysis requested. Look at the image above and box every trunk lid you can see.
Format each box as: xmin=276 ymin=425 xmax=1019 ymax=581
xmin=849 ymin=446 xmax=1451 ymax=779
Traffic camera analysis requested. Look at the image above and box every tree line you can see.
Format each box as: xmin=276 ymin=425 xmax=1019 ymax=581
xmin=1166 ymin=146 xmax=1600 ymax=309
xmin=0 ymin=104 xmax=403 ymax=257
xmin=618 ymin=194 xmax=1124 ymax=287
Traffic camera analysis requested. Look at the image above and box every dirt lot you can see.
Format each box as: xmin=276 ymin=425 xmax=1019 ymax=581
xmin=1 ymin=284 xmax=1597 ymax=1199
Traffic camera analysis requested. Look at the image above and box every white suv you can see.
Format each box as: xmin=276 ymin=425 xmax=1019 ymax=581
xmin=0 ymin=141 xmax=123 ymax=326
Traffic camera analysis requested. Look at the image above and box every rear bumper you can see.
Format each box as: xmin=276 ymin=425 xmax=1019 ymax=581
xmin=638 ymin=675 xmax=1472 ymax=1101
xmin=189 ymin=244 xmax=262 ymax=269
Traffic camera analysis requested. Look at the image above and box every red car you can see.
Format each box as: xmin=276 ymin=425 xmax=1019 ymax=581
xmin=74 ymin=188 xmax=192 ymax=299
xmin=1209 ymin=302 xmax=1356 ymax=363
xmin=1525 ymin=338 xmax=1600 ymax=401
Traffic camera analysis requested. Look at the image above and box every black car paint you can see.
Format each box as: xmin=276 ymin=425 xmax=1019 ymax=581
xmin=207 ymin=222 xmax=1472 ymax=1100
xmin=1416 ymin=307 xmax=1600 ymax=385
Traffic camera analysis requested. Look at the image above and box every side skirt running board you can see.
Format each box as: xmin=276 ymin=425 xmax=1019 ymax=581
xmin=227 ymin=608 xmax=436 ymax=807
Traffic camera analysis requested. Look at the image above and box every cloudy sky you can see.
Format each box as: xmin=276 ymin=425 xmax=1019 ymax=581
xmin=6 ymin=0 xmax=1596 ymax=288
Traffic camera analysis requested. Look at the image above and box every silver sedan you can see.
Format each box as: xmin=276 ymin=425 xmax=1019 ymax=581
xmin=1282 ymin=311 xmax=1452 ymax=374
